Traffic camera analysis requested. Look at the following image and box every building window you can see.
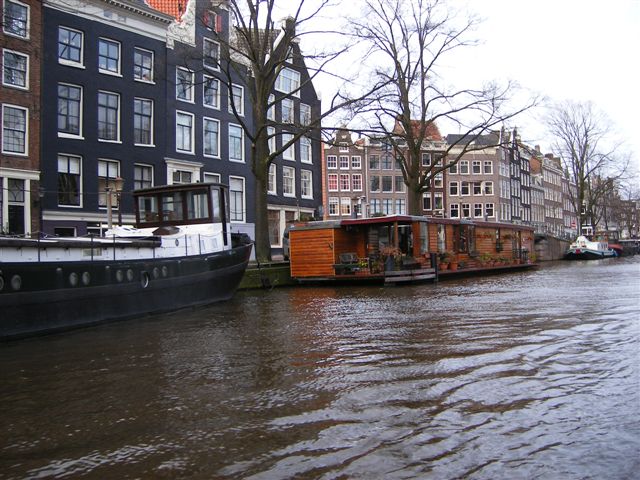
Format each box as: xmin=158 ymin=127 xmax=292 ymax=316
xmin=203 ymin=76 xmax=219 ymax=108
xmin=327 ymin=155 xmax=337 ymax=169
xmin=301 ymin=170 xmax=312 ymax=199
xmin=483 ymin=181 xmax=494 ymax=195
xmin=423 ymin=194 xmax=432 ymax=210
xmin=172 ymin=170 xmax=192 ymax=184
xmin=461 ymin=181 xmax=470 ymax=196
xmin=328 ymin=173 xmax=338 ymax=191
xmin=370 ymin=198 xmax=381 ymax=215
xmin=449 ymin=181 xmax=458 ymax=196
xmin=459 ymin=160 xmax=469 ymax=174
xmin=449 ymin=162 xmax=458 ymax=174
xmin=57 ymin=83 xmax=82 ymax=137
xmin=229 ymin=176 xmax=245 ymax=222
xmin=275 ymin=67 xmax=300 ymax=95
xmin=472 ymin=160 xmax=481 ymax=174
xmin=352 ymin=173 xmax=362 ymax=191
xmin=473 ymin=181 xmax=482 ymax=195
xmin=484 ymin=161 xmax=493 ymax=174
xmin=434 ymin=173 xmax=443 ymax=188
xmin=328 ymin=197 xmax=339 ymax=216
xmin=369 ymin=154 xmax=380 ymax=170
xmin=461 ymin=203 xmax=470 ymax=217
xmin=267 ymin=94 xmax=275 ymax=120
xmin=98 ymin=159 xmax=120 ymax=207
xmin=1 ymin=104 xmax=27 ymax=154
xmin=58 ymin=26 xmax=83 ymax=66
xmin=281 ymin=97 xmax=294 ymax=123
xmin=382 ymin=176 xmax=393 ymax=192
xmin=300 ymin=103 xmax=311 ymax=125
xmin=57 ymin=154 xmax=81 ymax=206
xmin=370 ymin=176 xmax=380 ymax=192
xmin=283 ymin=166 xmax=295 ymax=197
xmin=2 ymin=49 xmax=28 ymax=89
xmin=395 ymin=175 xmax=405 ymax=192
xmin=133 ymin=47 xmax=153 ymax=82
xmin=268 ymin=163 xmax=276 ymax=194
xmin=474 ymin=203 xmax=483 ymax=218
xmin=267 ymin=126 xmax=276 ymax=154
xmin=339 ymin=142 xmax=348 ymax=152
xmin=133 ymin=98 xmax=153 ymax=145
xmin=98 ymin=38 xmax=120 ymax=75
xmin=176 ymin=68 xmax=194 ymax=102
xmin=381 ymin=198 xmax=392 ymax=215
xmin=134 ymin=164 xmax=153 ymax=190
xmin=450 ymin=203 xmax=459 ymax=218
xmin=3 ymin=0 xmax=28 ymax=38
xmin=228 ymin=123 xmax=244 ymax=162
xmin=203 ymin=172 xmax=220 ymax=184
xmin=485 ymin=203 xmax=495 ymax=218
xmin=381 ymin=155 xmax=393 ymax=170
xmin=395 ymin=198 xmax=406 ymax=215
xmin=176 ymin=111 xmax=194 ymax=153
xmin=97 ymin=91 xmax=120 ymax=141
xmin=340 ymin=197 xmax=351 ymax=216
xmin=300 ymin=136 xmax=312 ymax=163
xmin=229 ymin=84 xmax=244 ymax=115
xmin=421 ymin=153 xmax=431 ymax=166
xmin=351 ymin=156 xmax=361 ymax=169
xmin=282 ymin=132 xmax=295 ymax=161
xmin=434 ymin=192 xmax=443 ymax=211
xmin=203 ymin=38 xmax=219 ymax=69
xmin=340 ymin=173 xmax=350 ymax=191
xmin=203 ymin=117 xmax=220 ymax=157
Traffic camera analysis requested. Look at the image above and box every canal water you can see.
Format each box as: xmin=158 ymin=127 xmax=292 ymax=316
xmin=1 ymin=258 xmax=639 ymax=479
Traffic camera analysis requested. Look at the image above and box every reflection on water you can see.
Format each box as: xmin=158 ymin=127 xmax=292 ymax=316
xmin=1 ymin=258 xmax=639 ymax=479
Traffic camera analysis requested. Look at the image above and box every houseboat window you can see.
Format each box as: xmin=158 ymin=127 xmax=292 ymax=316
xmin=211 ymin=188 xmax=222 ymax=222
xmin=468 ymin=225 xmax=476 ymax=252
xmin=437 ymin=224 xmax=446 ymax=252
xmin=138 ymin=195 xmax=159 ymax=223
xmin=457 ymin=226 xmax=467 ymax=253
xmin=419 ymin=223 xmax=428 ymax=254
xmin=162 ymin=192 xmax=184 ymax=221
xmin=186 ymin=190 xmax=210 ymax=220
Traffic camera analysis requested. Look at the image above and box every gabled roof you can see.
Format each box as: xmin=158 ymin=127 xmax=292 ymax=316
xmin=445 ymin=132 xmax=500 ymax=146
xmin=393 ymin=119 xmax=443 ymax=141
xmin=146 ymin=0 xmax=185 ymax=20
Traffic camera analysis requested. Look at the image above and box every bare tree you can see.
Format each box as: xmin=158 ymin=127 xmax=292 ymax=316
xmin=347 ymin=0 xmax=535 ymax=215
xmin=547 ymin=100 xmax=629 ymax=235
xmin=203 ymin=0 xmax=386 ymax=262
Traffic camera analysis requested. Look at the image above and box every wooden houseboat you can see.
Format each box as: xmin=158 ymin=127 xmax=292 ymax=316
xmin=287 ymin=215 xmax=536 ymax=284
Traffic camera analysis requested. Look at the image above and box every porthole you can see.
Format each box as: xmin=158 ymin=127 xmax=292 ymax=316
xmin=116 ymin=270 xmax=124 ymax=283
xmin=161 ymin=266 xmax=168 ymax=277
xmin=82 ymin=272 xmax=91 ymax=286
xmin=69 ymin=272 xmax=78 ymax=287
xmin=10 ymin=275 xmax=21 ymax=291
xmin=141 ymin=271 xmax=150 ymax=288
xmin=126 ymin=269 xmax=134 ymax=282
xmin=152 ymin=267 xmax=160 ymax=279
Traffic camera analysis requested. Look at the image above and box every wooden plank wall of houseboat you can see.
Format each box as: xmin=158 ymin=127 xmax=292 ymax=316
xmin=334 ymin=228 xmax=367 ymax=259
xmin=289 ymin=229 xmax=337 ymax=278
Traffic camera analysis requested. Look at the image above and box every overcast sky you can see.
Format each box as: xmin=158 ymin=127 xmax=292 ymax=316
xmin=302 ymin=0 xmax=639 ymax=174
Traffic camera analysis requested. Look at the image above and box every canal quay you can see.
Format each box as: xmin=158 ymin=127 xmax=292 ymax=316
xmin=1 ymin=258 xmax=638 ymax=479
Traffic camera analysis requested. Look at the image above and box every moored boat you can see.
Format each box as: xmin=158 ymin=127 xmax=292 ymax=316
xmin=0 ymin=183 xmax=253 ymax=340
xmin=564 ymin=235 xmax=616 ymax=260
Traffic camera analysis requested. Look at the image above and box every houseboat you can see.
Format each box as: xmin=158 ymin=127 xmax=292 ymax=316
xmin=287 ymin=215 xmax=535 ymax=284
xmin=564 ymin=235 xmax=617 ymax=260
xmin=0 ymin=183 xmax=253 ymax=340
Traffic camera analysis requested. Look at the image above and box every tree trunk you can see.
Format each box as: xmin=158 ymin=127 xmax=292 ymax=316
xmin=407 ymin=178 xmax=423 ymax=216
xmin=252 ymin=129 xmax=272 ymax=263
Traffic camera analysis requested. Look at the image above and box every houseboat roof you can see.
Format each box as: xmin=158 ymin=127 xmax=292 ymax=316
xmin=290 ymin=215 xmax=534 ymax=231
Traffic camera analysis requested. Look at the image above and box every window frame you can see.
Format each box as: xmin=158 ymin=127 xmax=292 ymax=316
xmin=228 ymin=83 xmax=244 ymax=116
xmin=133 ymin=163 xmax=153 ymax=190
xmin=97 ymin=90 xmax=120 ymax=142
xmin=300 ymin=136 xmax=312 ymax=163
xmin=58 ymin=25 xmax=84 ymax=67
xmin=202 ymin=116 xmax=220 ymax=158
xmin=175 ymin=110 xmax=195 ymax=154
xmin=2 ymin=48 xmax=28 ymax=89
xmin=282 ymin=166 xmax=296 ymax=197
xmin=97 ymin=159 xmax=121 ymax=208
xmin=275 ymin=67 xmax=300 ymax=96
xmin=301 ymin=169 xmax=313 ymax=199
xmin=57 ymin=83 xmax=83 ymax=138
xmin=229 ymin=176 xmax=246 ymax=223
xmin=203 ymin=37 xmax=220 ymax=70
xmin=176 ymin=67 xmax=194 ymax=103
xmin=133 ymin=47 xmax=154 ymax=83
xmin=98 ymin=37 xmax=121 ymax=76
xmin=1 ymin=103 xmax=27 ymax=155
xmin=3 ymin=0 xmax=29 ymax=39
xmin=203 ymin=75 xmax=220 ymax=109
xmin=267 ymin=163 xmax=277 ymax=195
xmin=133 ymin=97 xmax=154 ymax=146
xmin=57 ymin=153 xmax=82 ymax=207
xmin=228 ymin=123 xmax=245 ymax=162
